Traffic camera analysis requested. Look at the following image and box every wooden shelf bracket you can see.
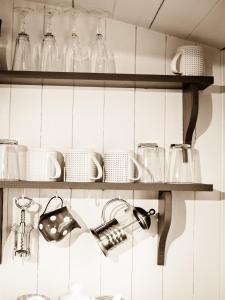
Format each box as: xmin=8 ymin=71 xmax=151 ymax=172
xmin=157 ymin=191 xmax=172 ymax=265
xmin=183 ymin=84 xmax=199 ymax=145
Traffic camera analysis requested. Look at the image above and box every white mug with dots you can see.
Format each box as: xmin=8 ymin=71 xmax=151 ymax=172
xmin=104 ymin=150 xmax=142 ymax=183
xmin=171 ymin=45 xmax=204 ymax=76
xmin=38 ymin=196 xmax=81 ymax=242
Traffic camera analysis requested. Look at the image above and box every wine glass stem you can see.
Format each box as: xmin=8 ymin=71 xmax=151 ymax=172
xmin=96 ymin=16 xmax=105 ymax=35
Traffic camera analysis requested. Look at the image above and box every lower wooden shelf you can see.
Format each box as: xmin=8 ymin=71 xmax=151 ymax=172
xmin=0 ymin=181 xmax=213 ymax=266
xmin=0 ymin=180 xmax=213 ymax=191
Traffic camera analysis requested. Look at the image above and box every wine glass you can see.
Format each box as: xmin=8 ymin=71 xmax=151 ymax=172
xmin=91 ymin=13 xmax=116 ymax=73
xmin=12 ymin=7 xmax=32 ymax=71
xmin=62 ymin=7 xmax=90 ymax=72
xmin=40 ymin=7 xmax=59 ymax=72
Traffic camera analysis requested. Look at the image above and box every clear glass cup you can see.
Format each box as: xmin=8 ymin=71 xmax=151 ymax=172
xmin=40 ymin=7 xmax=59 ymax=71
xmin=166 ymin=144 xmax=193 ymax=183
xmin=12 ymin=7 xmax=32 ymax=71
xmin=137 ymin=143 xmax=162 ymax=183
xmin=62 ymin=8 xmax=90 ymax=72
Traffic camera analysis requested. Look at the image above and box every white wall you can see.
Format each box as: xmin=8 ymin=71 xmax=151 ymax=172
xmin=0 ymin=1 xmax=224 ymax=299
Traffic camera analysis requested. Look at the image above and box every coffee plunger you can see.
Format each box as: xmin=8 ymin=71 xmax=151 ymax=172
xmin=11 ymin=196 xmax=33 ymax=258
xmin=91 ymin=198 xmax=155 ymax=256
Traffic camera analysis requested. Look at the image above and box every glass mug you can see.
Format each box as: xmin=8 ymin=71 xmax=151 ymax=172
xmin=0 ymin=139 xmax=19 ymax=180
xmin=166 ymin=144 xmax=193 ymax=183
xmin=137 ymin=143 xmax=162 ymax=183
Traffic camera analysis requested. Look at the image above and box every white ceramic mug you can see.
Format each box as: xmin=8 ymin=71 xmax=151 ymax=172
xmin=24 ymin=148 xmax=61 ymax=181
xmin=65 ymin=149 xmax=103 ymax=182
xmin=104 ymin=150 xmax=142 ymax=183
xmin=171 ymin=45 xmax=204 ymax=76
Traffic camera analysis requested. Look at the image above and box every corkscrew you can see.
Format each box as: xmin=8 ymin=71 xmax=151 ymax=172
xmin=11 ymin=196 xmax=33 ymax=258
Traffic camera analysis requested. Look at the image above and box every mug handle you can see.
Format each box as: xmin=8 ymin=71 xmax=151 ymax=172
xmin=48 ymin=155 xmax=61 ymax=179
xmin=171 ymin=51 xmax=182 ymax=74
xmin=129 ymin=155 xmax=142 ymax=182
xmin=42 ymin=195 xmax=64 ymax=215
xmin=90 ymin=154 xmax=103 ymax=181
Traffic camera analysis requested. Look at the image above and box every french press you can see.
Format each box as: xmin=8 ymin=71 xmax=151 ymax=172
xmin=11 ymin=196 xmax=33 ymax=258
xmin=91 ymin=198 xmax=155 ymax=255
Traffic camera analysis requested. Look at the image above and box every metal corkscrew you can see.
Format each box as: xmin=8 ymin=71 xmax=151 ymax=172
xmin=11 ymin=196 xmax=33 ymax=258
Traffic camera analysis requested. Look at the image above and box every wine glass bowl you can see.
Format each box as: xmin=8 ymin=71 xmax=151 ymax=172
xmin=40 ymin=7 xmax=59 ymax=72
xmin=12 ymin=7 xmax=33 ymax=71
xmin=91 ymin=12 xmax=116 ymax=73
xmin=62 ymin=7 xmax=90 ymax=72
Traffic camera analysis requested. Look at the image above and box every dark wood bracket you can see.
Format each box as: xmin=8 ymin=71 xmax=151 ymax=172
xmin=183 ymin=84 xmax=199 ymax=145
xmin=0 ymin=188 xmax=3 ymax=264
xmin=157 ymin=191 xmax=172 ymax=265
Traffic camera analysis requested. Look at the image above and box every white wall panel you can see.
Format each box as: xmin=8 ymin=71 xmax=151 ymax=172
xmin=10 ymin=86 xmax=42 ymax=146
xmin=163 ymin=35 xmax=195 ymax=300
xmin=106 ymin=18 xmax=135 ymax=74
xmin=99 ymin=19 xmax=136 ymax=300
xmin=0 ymin=86 xmax=10 ymax=138
xmin=194 ymin=46 xmax=222 ymax=300
xmin=132 ymin=26 xmax=166 ymax=300
xmin=38 ymin=85 xmax=73 ymax=298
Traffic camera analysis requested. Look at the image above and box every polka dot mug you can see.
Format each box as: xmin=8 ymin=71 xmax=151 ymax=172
xmin=38 ymin=196 xmax=81 ymax=242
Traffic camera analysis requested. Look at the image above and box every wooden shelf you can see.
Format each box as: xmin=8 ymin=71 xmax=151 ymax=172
xmin=0 ymin=181 xmax=213 ymax=191
xmin=0 ymin=71 xmax=214 ymax=90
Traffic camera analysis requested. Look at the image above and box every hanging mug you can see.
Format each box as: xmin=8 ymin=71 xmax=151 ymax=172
xmin=171 ymin=45 xmax=204 ymax=76
xmin=39 ymin=196 xmax=81 ymax=242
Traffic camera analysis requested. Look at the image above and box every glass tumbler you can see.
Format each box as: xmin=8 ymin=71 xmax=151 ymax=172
xmin=167 ymin=144 xmax=193 ymax=183
xmin=137 ymin=143 xmax=162 ymax=183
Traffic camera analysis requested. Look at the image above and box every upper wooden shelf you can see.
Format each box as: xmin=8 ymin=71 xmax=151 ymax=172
xmin=0 ymin=181 xmax=213 ymax=191
xmin=0 ymin=71 xmax=214 ymax=90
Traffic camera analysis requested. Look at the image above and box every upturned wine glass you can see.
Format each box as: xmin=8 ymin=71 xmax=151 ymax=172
xmin=40 ymin=7 xmax=59 ymax=71
xmin=91 ymin=13 xmax=116 ymax=73
xmin=62 ymin=7 xmax=90 ymax=72
xmin=12 ymin=7 xmax=32 ymax=71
